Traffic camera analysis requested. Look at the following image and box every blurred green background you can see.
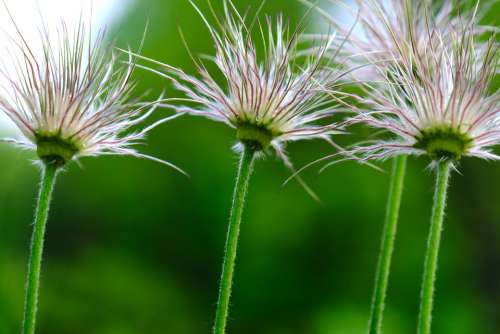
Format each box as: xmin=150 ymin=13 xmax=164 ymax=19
xmin=0 ymin=0 xmax=499 ymax=333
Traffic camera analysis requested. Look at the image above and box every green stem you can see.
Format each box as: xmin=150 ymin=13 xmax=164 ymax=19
xmin=417 ymin=160 xmax=452 ymax=334
xmin=368 ymin=155 xmax=407 ymax=334
xmin=22 ymin=163 xmax=58 ymax=334
xmin=213 ymin=145 xmax=256 ymax=334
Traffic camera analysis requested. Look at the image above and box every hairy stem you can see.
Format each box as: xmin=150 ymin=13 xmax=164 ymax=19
xmin=368 ymin=155 xmax=407 ymax=334
xmin=213 ymin=145 xmax=256 ymax=334
xmin=417 ymin=160 xmax=452 ymax=334
xmin=22 ymin=163 xmax=58 ymax=334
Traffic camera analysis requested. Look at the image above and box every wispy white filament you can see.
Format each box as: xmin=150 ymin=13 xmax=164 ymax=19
xmin=301 ymin=0 xmax=473 ymax=82
xmin=0 ymin=0 xmax=133 ymax=134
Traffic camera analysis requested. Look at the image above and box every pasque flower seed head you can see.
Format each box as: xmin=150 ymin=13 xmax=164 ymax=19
xmin=352 ymin=12 xmax=499 ymax=162
xmin=0 ymin=13 xmax=183 ymax=172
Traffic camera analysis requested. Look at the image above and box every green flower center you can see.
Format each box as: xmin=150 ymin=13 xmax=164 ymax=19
xmin=414 ymin=126 xmax=473 ymax=160
xmin=35 ymin=132 xmax=81 ymax=166
xmin=236 ymin=122 xmax=278 ymax=151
